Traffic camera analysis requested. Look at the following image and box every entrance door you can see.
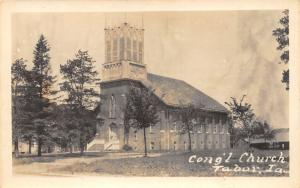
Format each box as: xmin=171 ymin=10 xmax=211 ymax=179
xmin=106 ymin=123 xmax=120 ymax=150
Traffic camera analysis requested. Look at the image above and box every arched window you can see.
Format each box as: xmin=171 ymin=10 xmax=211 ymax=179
xmin=119 ymin=37 xmax=125 ymax=60
xmin=109 ymin=95 xmax=116 ymax=118
xmin=126 ymin=37 xmax=131 ymax=60
xmin=112 ymin=38 xmax=118 ymax=61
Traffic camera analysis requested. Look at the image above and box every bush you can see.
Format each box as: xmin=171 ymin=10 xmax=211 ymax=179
xmin=122 ymin=144 xmax=133 ymax=151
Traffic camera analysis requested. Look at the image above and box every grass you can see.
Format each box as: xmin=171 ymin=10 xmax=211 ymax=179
xmin=13 ymin=152 xmax=107 ymax=165
xmin=13 ymin=149 xmax=289 ymax=177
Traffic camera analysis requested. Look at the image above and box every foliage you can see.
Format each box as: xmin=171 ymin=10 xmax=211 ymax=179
xmin=225 ymin=95 xmax=256 ymax=146
xmin=273 ymin=9 xmax=289 ymax=90
xmin=176 ymin=104 xmax=198 ymax=152
xmin=11 ymin=58 xmax=28 ymax=153
xmin=59 ymin=50 xmax=99 ymax=154
xmin=122 ymin=144 xmax=133 ymax=151
xmin=263 ymin=122 xmax=275 ymax=141
xmin=29 ymin=34 xmax=57 ymax=156
xmin=125 ymin=85 xmax=159 ymax=156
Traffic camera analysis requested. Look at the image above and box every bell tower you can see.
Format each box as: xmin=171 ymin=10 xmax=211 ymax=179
xmin=102 ymin=22 xmax=147 ymax=82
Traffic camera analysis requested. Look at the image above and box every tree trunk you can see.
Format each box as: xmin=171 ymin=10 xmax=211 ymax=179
xmin=80 ymin=144 xmax=84 ymax=156
xmin=248 ymin=135 xmax=252 ymax=153
xmin=80 ymin=142 xmax=85 ymax=155
xmin=187 ymin=124 xmax=192 ymax=152
xmin=14 ymin=140 xmax=19 ymax=157
xmin=28 ymin=139 xmax=32 ymax=154
xmin=37 ymin=138 xmax=42 ymax=157
xmin=143 ymin=127 xmax=147 ymax=157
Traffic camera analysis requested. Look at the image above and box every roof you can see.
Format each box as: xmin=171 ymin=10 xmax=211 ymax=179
xmin=273 ymin=128 xmax=289 ymax=134
xmin=145 ymin=73 xmax=228 ymax=113
xmin=273 ymin=128 xmax=289 ymax=142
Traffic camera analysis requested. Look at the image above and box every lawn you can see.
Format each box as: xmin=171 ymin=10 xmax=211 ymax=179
xmin=13 ymin=149 xmax=289 ymax=177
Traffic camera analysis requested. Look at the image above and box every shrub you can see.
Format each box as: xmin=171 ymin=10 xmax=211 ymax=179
xmin=122 ymin=144 xmax=133 ymax=151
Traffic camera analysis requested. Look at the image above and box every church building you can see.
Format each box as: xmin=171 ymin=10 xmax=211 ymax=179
xmin=88 ymin=22 xmax=230 ymax=152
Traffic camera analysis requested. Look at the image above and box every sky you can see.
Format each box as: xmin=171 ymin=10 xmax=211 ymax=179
xmin=12 ymin=11 xmax=289 ymax=129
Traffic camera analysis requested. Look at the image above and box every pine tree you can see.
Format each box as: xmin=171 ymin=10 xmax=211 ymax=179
xmin=30 ymin=34 xmax=56 ymax=156
xmin=11 ymin=58 xmax=28 ymax=155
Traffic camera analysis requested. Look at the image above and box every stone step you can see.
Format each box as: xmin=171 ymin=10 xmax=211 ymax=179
xmin=87 ymin=144 xmax=104 ymax=151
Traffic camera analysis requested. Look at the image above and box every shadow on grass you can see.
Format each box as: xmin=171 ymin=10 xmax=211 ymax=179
xmin=13 ymin=152 xmax=107 ymax=165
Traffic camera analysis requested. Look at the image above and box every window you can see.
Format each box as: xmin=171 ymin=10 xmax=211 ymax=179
xmin=106 ymin=40 xmax=111 ymax=63
xmin=173 ymin=123 xmax=177 ymax=132
xmin=205 ymin=124 xmax=209 ymax=133
xmin=220 ymin=124 xmax=225 ymax=134
xmin=119 ymin=37 xmax=125 ymax=60
xmin=133 ymin=40 xmax=137 ymax=62
xmin=113 ymin=38 xmax=118 ymax=61
xmin=138 ymin=41 xmax=143 ymax=63
xmin=198 ymin=124 xmax=203 ymax=133
xmin=215 ymin=116 xmax=220 ymax=124
xmin=213 ymin=124 xmax=217 ymax=134
xmin=150 ymin=142 xmax=155 ymax=150
xmin=109 ymin=95 xmax=116 ymax=118
xmin=126 ymin=37 xmax=131 ymax=60
xmin=134 ymin=132 xmax=138 ymax=141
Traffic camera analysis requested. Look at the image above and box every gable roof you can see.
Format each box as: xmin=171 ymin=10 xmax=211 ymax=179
xmin=145 ymin=73 xmax=228 ymax=113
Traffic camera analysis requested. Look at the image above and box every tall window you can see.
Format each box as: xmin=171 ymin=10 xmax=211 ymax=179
xmin=133 ymin=40 xmax=137 ymax=62
xmin=134 ymin=132 xmax=138 ymax=141
xmin=198 ymin=124 xmax=203 ymax=133
xmin=213 ymin=124 xmax=217 ymax=134
xmin=138 ymin=41 xmax=143 ymax=63
xmin=109 ymin=95 xmax=116 ymax=118
xmin=150 ymin=142 xmax=155 ymax=150
xmin=106 ymin=40 xmax=111 ymax=63
xmin=119 ymin=37 xmax=125 ymax=60
xmin=205 ymin=124 xmax=209 ymax=133
xmin=220 ymin=124 xmax=225 ymax=134
xmin=112 ymin=38 xmax=118 ymax=61
xmin=215 ymin=116 xmax=220 ymax=124
xmin=126 ymin=37 xmax=131 ymax=60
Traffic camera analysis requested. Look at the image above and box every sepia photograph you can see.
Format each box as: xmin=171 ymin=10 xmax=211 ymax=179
xmin=2 ymin=1 xmax=300 ymax=187
xmin=9 ymin=10 xmax=290 ymax=177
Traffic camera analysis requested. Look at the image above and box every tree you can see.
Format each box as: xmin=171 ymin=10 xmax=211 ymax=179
xmin=125 ymin=86 xmax=159 ymax=157
xmin=11 ymin=58 xmax=28 ymax=155
xmin=177 ymin=104 xmax=197 ymax=152
xmin=225 ymin=95 xmax=255 ymax=147
xmin=30 ymin=34 xmax=56 ymax=156
xmin=60 ymin=50 xmax=99 ymax=155
xmin=51 ymin=104 xmax=97 ymax=154
xmin=273 ymin=9 xmax=289 ymax=90
xmin=261 ymin=121 xmax=275 ymax=144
